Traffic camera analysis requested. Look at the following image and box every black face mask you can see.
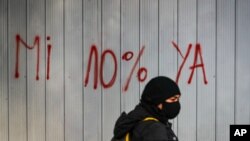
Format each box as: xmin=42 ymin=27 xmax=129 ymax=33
xmin=161 ymin=101 xmax=181 ymax=119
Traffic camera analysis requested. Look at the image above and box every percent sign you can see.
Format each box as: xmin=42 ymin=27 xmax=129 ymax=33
xmin=84 ymin=45 xmax=147 ymax=91
xmin=122 ymin=46 xmax=147 ymax=91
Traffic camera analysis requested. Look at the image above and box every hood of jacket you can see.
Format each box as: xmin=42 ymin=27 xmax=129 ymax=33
xmin=112 ymin=104 xmax=152 ymax=139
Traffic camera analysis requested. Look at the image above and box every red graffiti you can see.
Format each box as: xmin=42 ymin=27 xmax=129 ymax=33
xmin=122 ymin=51 xmax=133 ymax=60
xmin=15 ymin=34 xmax=52 ymax=80
xmin=46 ymin=36 xmax=52 ymax=80
xmin=172 ymin=42 xmax=192 ymax=84
xmin=15 ymin=34 xmax=40 ymax=80
xmin=14 ymin=34 xmax=208 ymax=91
xmin=85 ymin=45 xmax=118 ymax=89
xmin=188 ymin=43 xmax=208 ymax=84
xmin=122 ymin=46 xmax=146 ymax=91
xmin=137 ymin=67 xmax=147 ymax=82
xmin=46 ymin=44 xmax=52 ymax=80
xmin=100 ymin=49 xmax=117 ymax=88
xmin=84 ymin=45 xmax=99 ymax=89
xmin=84 ymin=45 xmax=147 ymax=91
xmin=172 ymin=41 xmax=208 ymax=84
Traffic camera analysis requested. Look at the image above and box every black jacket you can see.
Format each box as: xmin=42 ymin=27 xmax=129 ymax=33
xmin=112 ymin=103 xmax=178 ymax=141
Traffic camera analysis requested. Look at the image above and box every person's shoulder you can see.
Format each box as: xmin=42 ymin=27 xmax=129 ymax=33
xmin=133 ymin=120 xmax=168 ymax=140
xmin=134 ymin=120 xmax=167 ymax=135
xmin=143 ymin=120 xmax=166 ymax=131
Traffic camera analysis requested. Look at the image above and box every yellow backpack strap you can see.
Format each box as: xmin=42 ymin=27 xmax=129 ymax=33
xmin=125 ymin=132 xmax=130 ymax=141
xmin=125 ymin=117 xmax=158 ymax=141
xmin=143 ymin=117 xmax=159 ymax=122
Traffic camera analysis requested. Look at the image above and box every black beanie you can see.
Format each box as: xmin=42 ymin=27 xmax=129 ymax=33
xmin=141 ymin=76 xmax=181 ymax=105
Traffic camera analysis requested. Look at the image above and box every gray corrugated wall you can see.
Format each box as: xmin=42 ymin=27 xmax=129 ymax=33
xmin=0 ymin=0 xmax=250 ymax=141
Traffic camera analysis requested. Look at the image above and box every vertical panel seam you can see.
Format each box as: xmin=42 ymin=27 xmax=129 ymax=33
xmin=119 ymin=0 xmax=122 ymax=114
xmin=63 ymin=0 xmax=66 ymax=140
xmin=157 ymin=0 xmax=160 ymax=76
xmin=45 ymin=0 xmax=47 ymax=140
xmin=44 ymin=0 xmax=47 ymax=140
xmin=176 ymin=0 xmax=179 ymax=136
xmin=82 ymin=0 xmax=84 ymax=140
xmin=139 ymin=0 xmax=141 ymax=99
xmin=215 ymin=0 xmax=218 ymax=140
xmin=101 ymin=0 xmax=103 ymax=140
xmin=195 ymin=0 xmax=198 ymax=141
xmin=234 ymin=0 xmax=237 ymax=124
xmin=26 ymin=0 xmax=28 ymax=140
xmin=7 ymin=0 xmax=10 ymax=140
